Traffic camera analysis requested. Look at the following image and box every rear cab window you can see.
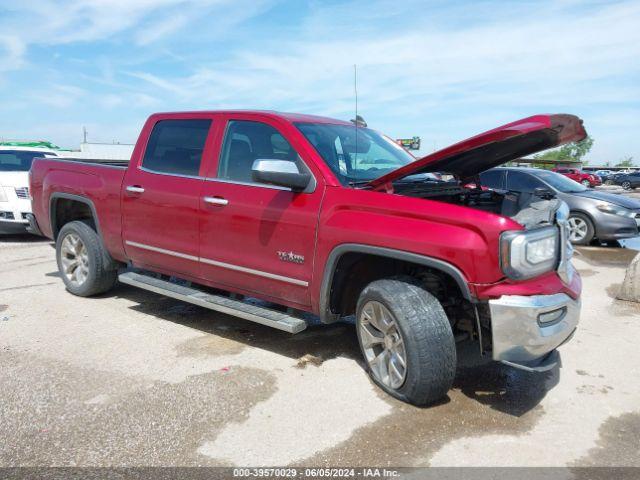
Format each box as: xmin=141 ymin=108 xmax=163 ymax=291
xmin=142 ymin=119 xmax=211 ymax=176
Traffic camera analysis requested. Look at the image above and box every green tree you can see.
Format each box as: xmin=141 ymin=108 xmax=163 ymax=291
xmin=533 ymin=135 xmax=594 ymax=163
xmin=615 ymin=156 xmax=634 ymax=167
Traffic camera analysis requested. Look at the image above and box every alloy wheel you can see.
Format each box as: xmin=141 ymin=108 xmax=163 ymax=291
xmin=567 ymin=217 xmax=588 ymax=243
xmin=358 ymin=300 xmax=407 ymax=390
xmin=622 ymin=181 xmax=632 ymax=190
xmin=60 ymin=233 xmax=90 ymax=286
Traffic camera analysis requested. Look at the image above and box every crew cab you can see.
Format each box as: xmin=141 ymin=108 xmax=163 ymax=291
xmin=0 ymin=146 xmax=58 ymax=234
xmin=29 ymin=111 xmax=585 ymax=405
xmin=552 ymin=167 xmax=601 ymax=187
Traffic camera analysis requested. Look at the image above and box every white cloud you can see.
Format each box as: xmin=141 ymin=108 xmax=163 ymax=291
xmin=128 ymin=0 xmax=640 ymax=116
xmin=134 ymin=13 xmax=190 ymax=46
xmin=0 ymin=34 xmax=25 ymax=70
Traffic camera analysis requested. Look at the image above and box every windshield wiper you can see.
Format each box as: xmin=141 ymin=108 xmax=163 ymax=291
xmin=347 ymin=180 xmax=372 ymax=188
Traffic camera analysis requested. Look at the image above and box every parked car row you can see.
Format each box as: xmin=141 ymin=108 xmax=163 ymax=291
xmin=608 ymin=172 xmax=640 ymax=190
xmin=0 ymin=146 xmax=59 ymax=234
xmin=480 ymin=168 xmax=640 ymax=245
xmin=552 ymin=167 xmax=601 ymax=187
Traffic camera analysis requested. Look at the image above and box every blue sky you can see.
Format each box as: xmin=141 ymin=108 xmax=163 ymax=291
xmin=0 ymin=0 xmax=638 ymax=164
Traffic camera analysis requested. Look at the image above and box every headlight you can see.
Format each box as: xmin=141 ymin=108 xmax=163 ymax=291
xmin=500 ymin=226 xmax=559 ymax=279
xmin=596 ymin=203 xmax=635 ymax=218
xmin=0 ymin=187 xmax=7 ymax=202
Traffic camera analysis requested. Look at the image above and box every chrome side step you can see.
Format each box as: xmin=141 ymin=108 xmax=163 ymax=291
xmin=118 ymin=271 xmax=307 ymax=334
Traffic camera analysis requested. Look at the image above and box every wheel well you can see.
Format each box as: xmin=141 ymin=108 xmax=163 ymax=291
xmin=51 ymin=198 xmax=95 ymax=239
xmin=569 ymin=209 xmax=595 ymax=224
xmin=328 ymin=252 xmax=467 ymax=318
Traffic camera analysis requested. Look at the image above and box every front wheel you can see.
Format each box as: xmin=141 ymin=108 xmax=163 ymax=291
xmin=581 ymin=179 xmax=591 ymax=187
xmin=356 ymin=277 xmax=456 ymax=405
xmin=567 ymin=212 xmax=595 ymax=245
xmin=622 ymin=181 xmax=632 ymax=190
xmin=56 ymin=220 xmax=117 ymax=296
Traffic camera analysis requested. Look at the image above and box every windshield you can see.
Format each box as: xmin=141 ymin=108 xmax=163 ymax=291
xmin=0 ymin=150 xmax=51 ymax=172
xmin=534 ymin=169 xmax=587 ymax=193
xmin=295 ymin=122 xmax=421 ymax=185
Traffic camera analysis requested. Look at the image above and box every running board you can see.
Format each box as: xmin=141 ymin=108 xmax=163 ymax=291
xmin=118 ymin=271 xmax=307 ymax=334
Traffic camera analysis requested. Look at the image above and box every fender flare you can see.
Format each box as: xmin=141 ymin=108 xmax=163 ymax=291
xmin=319 ymin=243 xmax=474 ymax=323
xmin=49 ymin=192 xmax=104 ymax=239
xmin=49 ymin=192 xmax=119 ymax=269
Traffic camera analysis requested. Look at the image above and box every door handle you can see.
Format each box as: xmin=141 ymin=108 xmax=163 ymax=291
xmin=203 ymin=196 xmax=229 ymax=206
xmin=126 ymin=185 xmax=145 ymax=194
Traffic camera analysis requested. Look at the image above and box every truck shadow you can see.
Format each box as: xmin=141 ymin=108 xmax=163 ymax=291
xmin=95 ymin=282 xmax=557 ymax=417
xmin=106 ymin=282 xmax=363 ymax=364
xmin=0 ymin=234 xmax=50 ymax=244
xmin=452 ymin=341 xmax=560 ymax=417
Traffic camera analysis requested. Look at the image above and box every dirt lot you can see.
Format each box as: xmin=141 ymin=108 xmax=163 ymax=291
xmin=1 ymin=234 xmax=639 ymax=467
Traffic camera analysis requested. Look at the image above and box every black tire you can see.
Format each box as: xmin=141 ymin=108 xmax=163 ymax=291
xmin=581 ymin=179 xmax=591 ymax=188
xmin=56 ymin=220 xmax=117 ymax=296
xmin=355 ymin=277 xmax=456 ymax=405
xmin=568 ymin=212 xmax=595 ymax=245
xmin=622 ymin=181 xmax=632 ymax=190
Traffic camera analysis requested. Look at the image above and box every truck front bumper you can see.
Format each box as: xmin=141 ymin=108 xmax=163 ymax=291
xmin=489 ymin=292 xmax=580 ymax=372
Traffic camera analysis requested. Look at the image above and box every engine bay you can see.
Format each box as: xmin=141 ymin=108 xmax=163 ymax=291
xmin=392 ymin=177 xmax=560 ymax=229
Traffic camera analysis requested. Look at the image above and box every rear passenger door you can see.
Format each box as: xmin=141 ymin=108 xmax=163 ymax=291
xmin=199 ymin=115 xmax=323 ymax=308
xmin=122 ymin=117 xmax=214 ymax=277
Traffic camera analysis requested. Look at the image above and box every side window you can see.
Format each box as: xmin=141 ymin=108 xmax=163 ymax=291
xmin=0 ymin=150 xmax=46 ymax=172
xmin=218 ymin=120 xmax=303 ymax=184
xmin=479 ymin=170 xmax=505 ymax=190
xmin=142 ymin=119 xmax=211 ymax=176
xmin=506 ymin=171 xmax=544 ymax=193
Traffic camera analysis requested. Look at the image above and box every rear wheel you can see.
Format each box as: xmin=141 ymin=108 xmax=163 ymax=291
xmin=581 ymin=179 xmax=591 ymax=187
xmin=622 ymin=181 xmax=632 ymax=190
xmin=356 ymin=277 xmax=456 ymax=405
xmin=567 ymin=212 xmax=595 ymax=245
xmin=56 ymin=220 xmax=117 ymax=296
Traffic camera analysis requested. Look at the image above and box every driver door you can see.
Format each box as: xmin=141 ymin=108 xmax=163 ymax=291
xmin=198 ymin=115 xmax=323 ymax=308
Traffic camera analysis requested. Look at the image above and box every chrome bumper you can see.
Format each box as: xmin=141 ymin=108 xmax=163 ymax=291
xmin=489 ymin=292 xmax=580 ymax=372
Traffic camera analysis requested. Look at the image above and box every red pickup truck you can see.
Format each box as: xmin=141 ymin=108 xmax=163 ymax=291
xmin=552 ymin=167 xmax=601 ymax=187
xmin=29 ymin=111 xmax=584 ymax=405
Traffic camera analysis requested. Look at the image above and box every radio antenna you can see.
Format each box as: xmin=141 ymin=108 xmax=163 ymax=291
xmin=354 ymin=64 xmax=358 ymax=120
xmin=354 ymin=64 xmax=358 ymax=176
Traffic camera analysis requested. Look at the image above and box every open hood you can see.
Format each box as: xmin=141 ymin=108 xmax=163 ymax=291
xmin=366 ymin=114 xmax=587 ymax=190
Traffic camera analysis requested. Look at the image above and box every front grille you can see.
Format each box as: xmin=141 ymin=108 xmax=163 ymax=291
xmin=14 ymin=187 xmax=29 ymax=199
xmin=0 ymin=211 xmax=15 ymax=220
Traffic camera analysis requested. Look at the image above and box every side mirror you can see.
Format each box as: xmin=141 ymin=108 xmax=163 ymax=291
xmin=251 ymin=159 xmax=311 ymax=191
xmin=534 ymin=187 xmax=556 ymax=199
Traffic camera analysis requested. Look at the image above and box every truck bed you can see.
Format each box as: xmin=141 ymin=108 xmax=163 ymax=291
xmin=40 ymin=157 xmax=129 ymax=168
xmin=30 ymin=156 xmax=129 ymax=262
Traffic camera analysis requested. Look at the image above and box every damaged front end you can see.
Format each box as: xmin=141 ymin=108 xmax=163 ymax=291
xmin=392 ymin=177 xmax=580 ymax=372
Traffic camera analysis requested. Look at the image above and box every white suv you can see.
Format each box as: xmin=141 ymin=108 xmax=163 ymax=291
xmin=0 ymin=146 xmax=58 ymax=234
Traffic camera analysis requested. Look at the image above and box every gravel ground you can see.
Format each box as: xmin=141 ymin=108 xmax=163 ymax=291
xmin=1 ymin=234 xmax=639 ymax=467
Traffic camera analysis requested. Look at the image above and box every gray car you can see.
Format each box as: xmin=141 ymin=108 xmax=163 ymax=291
xmin=480 ymin=167 xmax=640 ymax=245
